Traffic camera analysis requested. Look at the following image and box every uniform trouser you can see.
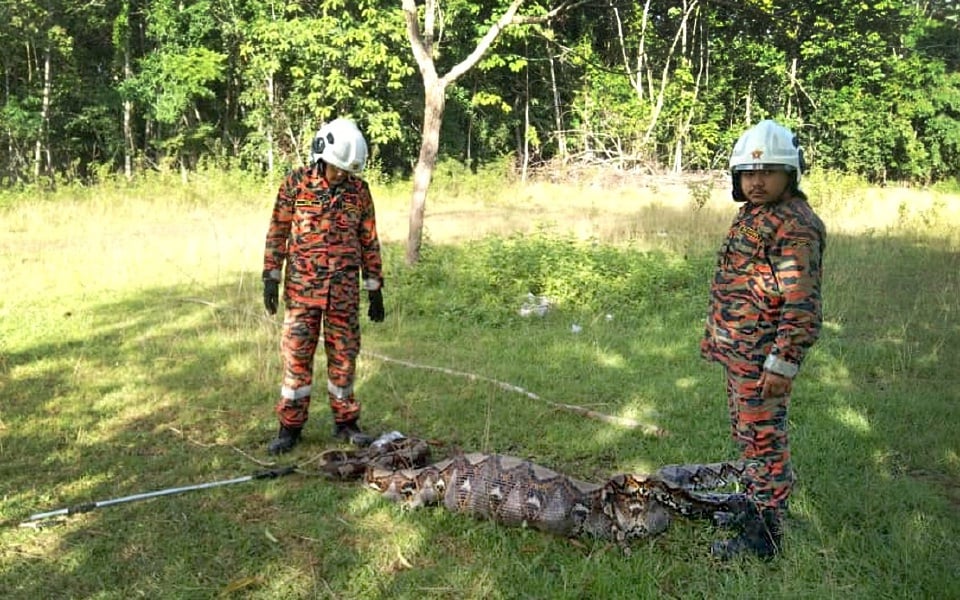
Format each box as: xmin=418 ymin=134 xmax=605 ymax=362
xmin=275 ymin=303 xmax=361 ymax=429
xmin=724 ymin=361 xmax=794 ymax=513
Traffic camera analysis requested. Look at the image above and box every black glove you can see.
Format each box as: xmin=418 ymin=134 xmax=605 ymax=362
xmin=367 ymin=289 xmax=385 ymax=322
xmin=263 ymin=277 xmax=279 ymax=315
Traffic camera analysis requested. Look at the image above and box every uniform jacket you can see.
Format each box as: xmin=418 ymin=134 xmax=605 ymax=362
xmin=263 ymin=165 xmax=383 ymax=308
xmin=701 ymin=196 xmax=826 ymax=375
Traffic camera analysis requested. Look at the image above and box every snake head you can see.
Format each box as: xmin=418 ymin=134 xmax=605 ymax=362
xmin=600 ymin=474 xmax=673 ymax=539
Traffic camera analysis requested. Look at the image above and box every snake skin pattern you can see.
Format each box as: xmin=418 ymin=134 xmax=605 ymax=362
xmin=318 ymin=438 xmax=749 ymax=550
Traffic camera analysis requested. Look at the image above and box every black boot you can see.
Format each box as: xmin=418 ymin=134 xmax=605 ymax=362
xmin=711 ymin=493 xmax=752 ymax=529
xmin=711 ymin=506 xmax=782 ymax=560
xmin=267 ymin=424 xmax=302 ymax=455
xmin=333 ymin=419 xmax=374 ymax=447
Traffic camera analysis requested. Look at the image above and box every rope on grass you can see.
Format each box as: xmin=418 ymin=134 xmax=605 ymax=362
xmin=172 ymin=298 xmax=668 ymax=437
xmin=167 ymin=425 xmax=333 ymax=470
xmin=361 ymin=350 xmax=668 ymax=437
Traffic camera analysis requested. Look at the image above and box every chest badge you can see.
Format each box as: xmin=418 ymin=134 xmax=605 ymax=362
xmin=738 ymin=224 xmax=762 ymax=243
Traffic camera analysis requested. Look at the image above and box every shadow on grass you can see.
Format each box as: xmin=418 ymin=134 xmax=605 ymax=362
xmin=0 ymin=228 xmax=958 ymax=598
xmin=791 ymin=231 xmax=960 ymax=566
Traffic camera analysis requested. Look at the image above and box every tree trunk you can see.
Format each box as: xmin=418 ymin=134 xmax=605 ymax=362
xmin=673 ymin=117 xmax=683 ymax=173
xmin=787 ymin=57 xmax=797 ymax=118
xmin=34 ymin=45 xmax=52 ymax=180
xmin=641 ymin=0 xmax=698 ymax=147
xmin=3 ymin=52 xmax=13 ymax=183
xmin=674 ymin=13 xmax=706 ymax=173
xmin=406 ymin=80 xmax=445 ymax=265
xmin=266 ymin=72 xmax=275 ymax=173
xmin=123 ymin=39 xmax=134 ymax=180
xmin=548 ymin=44 xmax=566 ymax=161
xmin=612 ymin=0 xmax=639 ymax=95
xmin=521 ymin=48 xmax=530 ymax=182
xmin=401 ymin=0 xmax=531 ymax=265
xmin=637 ymin=0 xmax=653 ymax=101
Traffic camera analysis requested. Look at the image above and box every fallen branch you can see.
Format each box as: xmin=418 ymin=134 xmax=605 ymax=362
xmin=362 ymin=350 xmax=668 ymax=437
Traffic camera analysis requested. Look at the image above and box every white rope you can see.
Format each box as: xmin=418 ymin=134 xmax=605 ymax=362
xmin=361 ymin=350 xmax=668 ymax=437
xmin=176 ymin=298 xmax=669 ymax=437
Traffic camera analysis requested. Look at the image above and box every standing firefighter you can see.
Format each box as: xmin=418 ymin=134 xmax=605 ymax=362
xmin=701 ymin=119 xmax=826 ymax=559
xmin=262 ymin=118 xmax=385 ymax=455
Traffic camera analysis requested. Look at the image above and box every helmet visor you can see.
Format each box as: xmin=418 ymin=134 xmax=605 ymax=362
xmin=732 ymin=163 xmax=796 ymax=172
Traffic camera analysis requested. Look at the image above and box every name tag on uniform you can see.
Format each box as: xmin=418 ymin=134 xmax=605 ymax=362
xmin=295 ymin=191 xmax=330 ymax=207
xmin=738 ymin=224 xmax=762 ymax=243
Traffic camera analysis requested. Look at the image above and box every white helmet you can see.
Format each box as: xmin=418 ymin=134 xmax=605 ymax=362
xmin=729 ymin=119 xmax=806 ymax=201
xmin=309 ymin=118 xmax=368 ymax=174
xmin=729 ymin=119 xmax=804 ymax=177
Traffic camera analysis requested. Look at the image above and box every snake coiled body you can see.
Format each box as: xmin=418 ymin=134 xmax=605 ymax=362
xmin=319 ymin=437 xmax=749 ymax=549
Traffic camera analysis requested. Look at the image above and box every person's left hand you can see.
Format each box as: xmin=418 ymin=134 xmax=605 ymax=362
xmin=368 ymin=289 xmax=385 ymax=322
xmin=759 ymin=370 xmax=792 ymax=399
xmin=263 ymin=277 xmax=279 ymax=315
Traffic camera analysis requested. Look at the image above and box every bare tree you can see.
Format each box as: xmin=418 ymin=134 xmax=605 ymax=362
xmin=641 ymin=0 xmax=699 ymax=148
xmin=401 ymin=0 xmax=579 ymax=265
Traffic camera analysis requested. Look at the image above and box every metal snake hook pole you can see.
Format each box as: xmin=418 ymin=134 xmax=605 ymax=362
xmin=19 ymin=465 xmax=297 ymax=526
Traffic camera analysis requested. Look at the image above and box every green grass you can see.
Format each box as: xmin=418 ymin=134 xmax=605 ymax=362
xmin=1 ymin=171 xmax=958 ymax=599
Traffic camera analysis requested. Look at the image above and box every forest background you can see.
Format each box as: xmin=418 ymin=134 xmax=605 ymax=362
xmin=2 ymin=0 xmax=960 ymax=192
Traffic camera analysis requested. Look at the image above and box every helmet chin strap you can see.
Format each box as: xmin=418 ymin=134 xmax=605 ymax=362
xmin=731 ymin=173 xmax=746 ymax=202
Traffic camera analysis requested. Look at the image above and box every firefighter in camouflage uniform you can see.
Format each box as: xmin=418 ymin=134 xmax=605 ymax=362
xmin=262 ymin=118 xmax=385 ymax=455
xmin=702 ymin=120 xmax=826 ymax=559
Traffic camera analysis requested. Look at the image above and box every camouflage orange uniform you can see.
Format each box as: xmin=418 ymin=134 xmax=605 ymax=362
xmin=701 ymin=198 xmax=825 ymax=514
xmin=263 ymin=164 xmax=383 ymax=430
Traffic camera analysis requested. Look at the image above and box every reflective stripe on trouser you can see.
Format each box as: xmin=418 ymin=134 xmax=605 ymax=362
xmin=275 ymin=303 xmax=361 ymax=428
xmin=724 ymin=362 xmax=793 ymax=511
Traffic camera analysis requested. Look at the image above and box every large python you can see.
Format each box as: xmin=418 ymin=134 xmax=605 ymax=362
xmin=317 ymin=436 xmax=749 ymax=551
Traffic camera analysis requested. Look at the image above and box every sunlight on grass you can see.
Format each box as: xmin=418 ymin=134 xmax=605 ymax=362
xmin=2 ymin=175 xmax=959 ymax=599
xmin=57 ymin=473 xmax=113 ymax=505
xmin=818 ymin=366 xmax=852 ymax=390
xmin=346 ymin=487 xmax=390 ymax=516
xmin=833 ymin=407 xmax=872 ymax=434
xmin=642 ymin=341 xmax=690 ymax=360
xmin=617 ymin=402 xmax=662 ymax=423
xmin=593 ymin=348 xmax=626 ymax=369
xmin=351 ymin=507 xmax=429 ymax=568
xmin=944 ymin=449 xmax=959 ymax=470
xmin=94 ymin=388 xmax=177 ymax=434
xmin=907 ymin=511 xmax=935 ymax=541
xmin=616 ymin=454 xmax=666 ymax=475
xmin=822 ymin=320 xmax=842 ymax=334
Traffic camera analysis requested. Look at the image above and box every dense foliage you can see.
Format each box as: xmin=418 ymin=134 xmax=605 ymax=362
xmin=1 ymin=0 xmax=958 ymax=185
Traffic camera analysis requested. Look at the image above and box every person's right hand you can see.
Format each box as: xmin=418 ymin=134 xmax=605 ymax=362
xmin=759 ymin=370 xmax=792 ymax=399
xmin=263 ymin=278 xmax=279 ymax=315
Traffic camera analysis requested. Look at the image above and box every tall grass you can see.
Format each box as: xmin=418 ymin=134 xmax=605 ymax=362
xmin=1 ymin=171 xmax=958 ymax=599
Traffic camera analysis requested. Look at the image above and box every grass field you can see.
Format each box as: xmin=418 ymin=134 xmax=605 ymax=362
xmin=1 ymin=169 xmax=958 ymax=599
